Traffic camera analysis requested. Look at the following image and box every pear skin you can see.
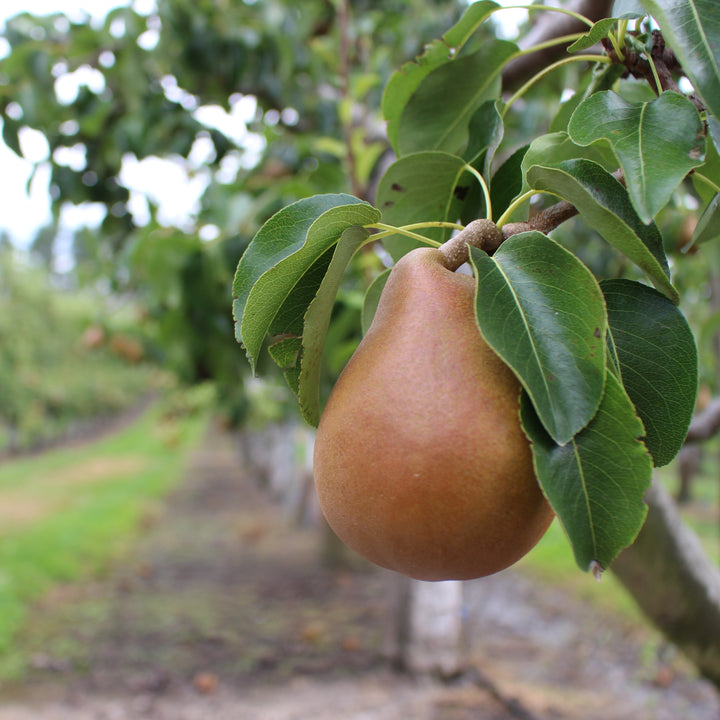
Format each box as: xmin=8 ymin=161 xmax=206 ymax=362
xmin=313 ymin=246 xmax=554 ymax=581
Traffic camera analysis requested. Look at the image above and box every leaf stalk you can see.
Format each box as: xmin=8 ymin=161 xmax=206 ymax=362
xmin=518 ymin=32 xmax=586 ymax=57
xmin=496 ymin=3 xmax=594 ymax=28
xmin=502 ymin=54 xmax=611 ymax=118
xmin=692 ymin=172 xmax=720 ymax=197
xmin=464 ymin=164 xmax=493 ymax=220
xmin=366 ymin=221 xmax=464 ymax=246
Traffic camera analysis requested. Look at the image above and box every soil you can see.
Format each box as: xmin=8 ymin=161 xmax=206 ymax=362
xmin=0 ymin=421 xmax=719 ymax=720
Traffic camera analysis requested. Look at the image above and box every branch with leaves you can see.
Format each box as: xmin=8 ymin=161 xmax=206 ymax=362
xmin=233 ymin=1 xmax=718 ymax=577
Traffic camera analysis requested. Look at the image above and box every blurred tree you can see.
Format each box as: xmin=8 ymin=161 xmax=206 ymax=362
xmin=0 ymin=245 xmax=155 ymax=451
xmin=0 ymin=0 xmax=468 ymax=419
xmin=0 ymin=0 xmax=467 ymax=252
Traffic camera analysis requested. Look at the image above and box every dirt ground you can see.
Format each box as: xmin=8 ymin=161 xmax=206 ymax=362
xmin=0 ymin=422 xmax=719 ymax=720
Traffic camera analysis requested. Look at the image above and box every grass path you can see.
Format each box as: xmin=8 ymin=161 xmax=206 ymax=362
xmin=0 ymin=417 xmax=718 ymax=719
xmin=0 ymin=402 xmax=209 ymax=671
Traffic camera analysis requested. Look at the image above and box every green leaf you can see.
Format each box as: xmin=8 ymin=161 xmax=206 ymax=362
xmin=361 ymin=269 xmax=390 ymax=335
xmin=640 ymin=0 xmax=720 ymax=121
xmin=521 ymin=373 xmax=652 ymax=572
xmin=709 ymin=116 xmax=720 ymax=153
xmin=382 ymin=0 xmax=501 ymax=152
xmin=298 ymin=226 xmax=373 ymax=426
xmin=615 ymin=78 xmax=659 ymax=105
xmin=509 ymin=129 xmax=614 ymax=224
xmin=551 ymin=63 xmax=628 ymax=137
xmin=232 ymin=195 xmax=380 ymax=372
xmin=396 ymin=38 xmax=518 ymax=157
xmin=549 ymin=92 xmax=586 ymax=135
xmin=602 ymin=279 xmax=698 ymax=467
xmin=459 ymin=101 xmax=504 ymax=223
xmin=267 ymin=247 xmax=336 ymax=393
xmin=468 ymin=234 xmax=607 ymax=445
xmin=489 ymin=143 xmax=528 ymax=222
xmin=693 ymin=194 xmax=720 ymax=245
xmin=520 ymin=131 xmax=617 ymax=194
xmin=1 ymin=116 xmax=22 ymax=157
xmin=694 ymin=121 xmax=720 ymax=204
xmin=234 ymin=194 xmax=361 ymax=337
xmin=526 ymin=159 xmax=678 ymax=303
xmin=612 ymin=0 xmax=645 ymax=18
xmin=464 ymin=99 xmax=504 ymax=171
xmin=268 ymin=336 xmax=303 ymax=392
xmin=568 ymin=90 xmax=705 ymax=222
xmin=376 ymin=151 xmax=470 ymax=256
xmin=568 ymin=18 xmax=618 ymax=52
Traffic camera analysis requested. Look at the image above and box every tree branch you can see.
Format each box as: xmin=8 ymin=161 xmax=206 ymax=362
xmin=500 ymin=169 xmax=625 ymax=242
xmin=605 ymin=30 xmax=706 ymax=113
xmin=685 ymin=396 xmax=720 ymax=443
xmin=612 ymin=480 xmax=720 ymax=689
xmin=501 ymin=0 xmax=614 ymax=90
xmin=501 ymin=200 xmax=579 ymax=241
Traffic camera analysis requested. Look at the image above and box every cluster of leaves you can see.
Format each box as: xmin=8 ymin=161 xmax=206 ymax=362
xmin=123 ymin=224 xmax=258 ymax=423
xmin=234 ymin=0 xmax=720 ymax=572
xmin=0 ymin=249 xmax=157 ymax=453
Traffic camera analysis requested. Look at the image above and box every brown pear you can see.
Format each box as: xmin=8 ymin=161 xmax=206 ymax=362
xmin=313 ymin=246 xmax=554 ymax=581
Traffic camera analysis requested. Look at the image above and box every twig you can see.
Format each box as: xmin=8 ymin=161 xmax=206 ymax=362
xmin=501 ymin=200 xmax=579 ymax=241
xmin=604 ymin=30 xmax=706 ymax=113
xmin=337 ymin=0 xmax=363 ymax=198
xmin=501 ymin=169 xmax=625 ymax=242
xmin=685 ymin=397 xmax=720 ymax=443
xmin=439 ymin=219 xmax=502 ymax=269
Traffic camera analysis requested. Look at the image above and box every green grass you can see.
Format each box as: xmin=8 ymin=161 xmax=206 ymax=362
xmin=517 ymin=520 xmax=646 ymax=622
xmin=0 ymin=401 xmax=209 ymax=662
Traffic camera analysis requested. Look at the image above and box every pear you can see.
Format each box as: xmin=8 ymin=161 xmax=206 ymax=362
xmin=313 ymin=244 xmax=554 ymax=581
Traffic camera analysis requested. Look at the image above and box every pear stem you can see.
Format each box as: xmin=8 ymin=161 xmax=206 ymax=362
xmin=501 ymin=199 xmax=579 ymax=240
xmin=438 ymin=219 xmax=503 ymax=271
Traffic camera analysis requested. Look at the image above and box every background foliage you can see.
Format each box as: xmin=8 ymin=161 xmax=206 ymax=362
xmin=0 ymin=244 xmax=157 ymax=452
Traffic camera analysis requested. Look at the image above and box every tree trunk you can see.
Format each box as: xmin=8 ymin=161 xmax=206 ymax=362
xmin=385 ymin=574 xmax=466 ymax=676
xmin=611 ymin=479 xmax=720 ymax=688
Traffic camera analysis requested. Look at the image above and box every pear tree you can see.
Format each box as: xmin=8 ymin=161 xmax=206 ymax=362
xmin=233 ymin=0 xmax=720 ymax=685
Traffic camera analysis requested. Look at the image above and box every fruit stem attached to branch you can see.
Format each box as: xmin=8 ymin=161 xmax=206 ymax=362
xmin=438 ymin=219 xmax=502 ymax=271
xmin=498 ymin=169 xmax=625 ymax=241
xmin=501 ymin=199 xmax=579 ymax=240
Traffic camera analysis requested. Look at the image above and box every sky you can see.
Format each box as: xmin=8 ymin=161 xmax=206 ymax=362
xmin=0 ymin=1 xmax=136 ymax=247
xmin=0 ymin=0 xmax=528 ymax=252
